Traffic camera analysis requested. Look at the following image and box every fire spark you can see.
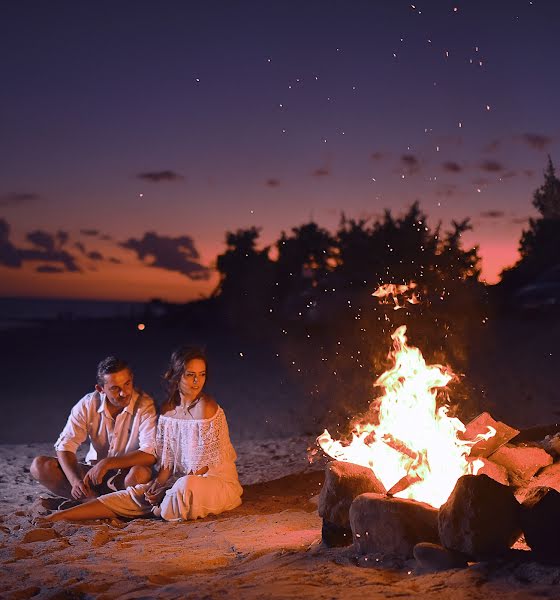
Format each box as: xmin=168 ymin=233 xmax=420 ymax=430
xmin=318 ymin=325 xmax=493 ymax=508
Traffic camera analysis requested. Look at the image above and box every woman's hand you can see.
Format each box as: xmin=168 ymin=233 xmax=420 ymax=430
xmin=144 ymin=480 xmax=167 ymax=505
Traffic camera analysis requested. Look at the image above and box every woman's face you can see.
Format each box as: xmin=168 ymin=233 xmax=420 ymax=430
xmin=179 ymin=358 xmax=207 ymax=400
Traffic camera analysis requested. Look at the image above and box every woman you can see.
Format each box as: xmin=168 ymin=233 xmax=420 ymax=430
xmin=47 ymin=347 xmax=243 ymax=522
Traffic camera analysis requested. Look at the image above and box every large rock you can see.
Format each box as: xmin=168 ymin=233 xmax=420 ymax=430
xmin=350 ymin=493 xmax=439 ymax=559
xmin=413 ymin=542 xmax=469 ymax=571
xmin=515 ymin=463 xmax=560 ymax=503
xmin=467 ymin=456 xmax=509 ymax=486
xmin=438 ymin=474 xmax=522 ymax=559
xmin=318 ymin=460 xmax=385 ymax=546
xmin=489 ymin=445 xmax=552 ymax=485
xmin=521 ymin=486 xmax=560 ymax=558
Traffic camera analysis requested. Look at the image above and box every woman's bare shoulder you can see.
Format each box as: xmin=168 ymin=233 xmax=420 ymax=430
xmin=200 ymin=395 xmax=219 ymax=419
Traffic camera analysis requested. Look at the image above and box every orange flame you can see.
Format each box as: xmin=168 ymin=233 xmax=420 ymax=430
xmin=372 ymin=282 xmax=419 ymax=310
xmin=318 ymin=325 xmax=493 ymax=508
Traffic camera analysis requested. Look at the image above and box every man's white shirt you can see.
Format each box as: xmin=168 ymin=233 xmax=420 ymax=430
xmin=54 ymin=390 xmax=157 ymax=464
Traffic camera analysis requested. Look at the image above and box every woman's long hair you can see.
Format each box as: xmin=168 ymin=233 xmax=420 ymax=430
xmin=160 ymin=346 xmax=208 ymax=415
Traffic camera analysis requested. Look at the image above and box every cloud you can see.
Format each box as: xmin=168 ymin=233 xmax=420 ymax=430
xmin=480 ymin=210 xmax=505 ymax=218
xmin=479 ymin=160 xmax=504 ymax=173
xmin=21 ymin=228 xmax=80 ymax=272
xmin=484 ymin=139 xmax=502 ymax=153
xmin=524 ymin=169 xmax=535 ymax=178
xmin=371 ymin=152 xmax=386 ymax=161
xmin=108 ymin=257 xmax=122 ymax=264
xmin=0 ymin=192 xmax=40 ymax=207
xmin=400 ymin=154 xmax=420 ymax=175
xmin=0 ymin=219 xmax=22 ymax=267
xmin=121 ymin=232 xmax=211 ymax=280
xmin=520 ymin=133 xmax=553 ymax=151
xmin=442 ymin=161 xmax=462 ymax=173
xmin=435 ymin=183 xmax=458 ymax=197
xmin=87 ymin=251 xmax=104 ymax=260
xmin=36 ymin=265 xmax=65 ymax=273
xmin=501 ymin=170 xmax=518 ymax=179
xmin=137 ymin=170 xmax=185 ymax=183
xmin=0 ymin=220 xmax=80 ymax=272
xmin=312 ymin=168 xmax=330 ymax=177
xmin=80 ymin=229 xmax=99 ymax=236
xmin=266 ymin=178 xmax=281 ymax=187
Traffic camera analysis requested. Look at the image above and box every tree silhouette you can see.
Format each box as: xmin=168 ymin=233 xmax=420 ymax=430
xmin=501 ymin=156 xmax=560 ymax=290
xmin=215 ymin=226 xmax=275 ymax=321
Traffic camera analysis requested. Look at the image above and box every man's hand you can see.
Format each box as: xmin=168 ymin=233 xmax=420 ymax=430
xmin=144 ymin=480 xmax=167 ymax=506
xmin=70 ymin=479 xmax=92 ymax=500
xmin=83 ymin=458 xmax=111 ymax=487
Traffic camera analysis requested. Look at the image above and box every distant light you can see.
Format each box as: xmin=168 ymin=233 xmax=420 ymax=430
xmin=137 ymin=323 xmax=145 ymax=331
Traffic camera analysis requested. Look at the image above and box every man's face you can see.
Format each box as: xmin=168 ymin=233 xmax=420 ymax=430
xmin=97 ymin=368 xmax=134 ymax=410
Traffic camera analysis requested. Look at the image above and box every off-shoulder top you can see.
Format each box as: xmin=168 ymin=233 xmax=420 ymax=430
xmin=156 ymin=406 xmax=237 ymax=475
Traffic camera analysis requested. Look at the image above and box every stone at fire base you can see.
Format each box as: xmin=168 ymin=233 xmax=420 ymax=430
xmin=488 ymin=445 xmax=553 ymax=486
xmin=515 ymin=462 xmax=560 ymax=503
xmin=438 ymin=474 xmax=522 ymax=560
xmin=318 ymin=461 xmax=385 ymax=547
xmin=466 ymin=456 xmax=509 ymax=486
xmin=349 ymin=493 xmax=439 ymax=559
xmin=520 ymin=486 xmax=560 ymax=559
xmin=413 ymin=542 xmax=469 ymax=571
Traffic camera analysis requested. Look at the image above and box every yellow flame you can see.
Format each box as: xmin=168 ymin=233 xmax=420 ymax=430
xmin=372 ymin=282 xmax=419 ymax=310
xmin=318 ymin=325 xmax=491 ymax=508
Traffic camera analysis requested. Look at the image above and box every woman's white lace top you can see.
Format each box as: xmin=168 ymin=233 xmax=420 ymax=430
xmin=156 ymin=406 xmax=237 ymax=475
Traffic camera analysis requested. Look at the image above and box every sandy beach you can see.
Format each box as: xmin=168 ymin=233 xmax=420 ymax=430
xmin=2 ymin=436 xmax=560 ymax=600
xmin=2 ymin=310 xmax=560 ymax=598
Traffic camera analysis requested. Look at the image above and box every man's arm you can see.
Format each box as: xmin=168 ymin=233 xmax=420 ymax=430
xmin=57 ymin=450 xmax=91 ymax=499
xmin=83 ymin=450 xmax=156 ymax=486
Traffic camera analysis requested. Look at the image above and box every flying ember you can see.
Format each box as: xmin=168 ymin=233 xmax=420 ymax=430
xmin=318 ymin=324 xmax=493 ymax=509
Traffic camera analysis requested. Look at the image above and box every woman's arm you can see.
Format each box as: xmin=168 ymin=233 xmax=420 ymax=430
xmin=154 ymin=465 xmax=173 ymax=486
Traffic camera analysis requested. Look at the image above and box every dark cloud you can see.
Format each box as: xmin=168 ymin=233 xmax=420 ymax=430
xmin=0 ymin=192 xmax=40 ymax=207
xmin=75 ymin=241 xmax=86 ymax=254
xmin=524 ymin=169 xmax=535 ymax=178
xmin=434 ymin=134 xmax=464 ymax=147
xmin=312 ymin=168 xmax=330 ymax=177
xmin=0 ymin=221 xmax=77 ymax=273
xmin=36 ymin=265 xmax=65 ymax=273
xmin=480 ymin=210 xmax=505 ymax=219
xmin=21 ymin=228 xmax=80 ymax=272
xmin=100 ymin=234 xmax=113 ymax=241
xmin=87 ymin=251 xmax=103 ymax=260
xmin=400 ymin=154 xmax=420 ymax=174
xmin=108 ymin=257 xmax=122 ymax=264
xmin=121 ymin=232 xmax=211 ymax=280
xmin=80 ymin=229 xmax=99 ymax=236
xmin=479 ymin=160 xmax=504 ymax=173
xmin=436 ymin=183 xmax=458 ymax=197
xmin=266 ymin=178 xmax=281 ymax=187
xmin=442 ymin=161 xmax=462 ymax=173
xmin=484 ymin=139 xmax=502 ymax=153
xmin=137 ymin=170 xmax=185 ymax=183
xmin=0 ymin=219 xmax=22 ymax=267
xmin=520 ymin=133 xmax=553 ymax=151
xmin=501 ymin=170 xmax=518 ymax=179
xmin=371 ymin=152 xmax=386 ymax=161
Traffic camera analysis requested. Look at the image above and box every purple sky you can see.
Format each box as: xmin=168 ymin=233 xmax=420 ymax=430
xmin=1 ymin=0 xmax=558 ymax=301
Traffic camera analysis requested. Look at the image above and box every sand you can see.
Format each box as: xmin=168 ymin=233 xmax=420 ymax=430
xmin=1 ymin=439 xmax=560 ymax=600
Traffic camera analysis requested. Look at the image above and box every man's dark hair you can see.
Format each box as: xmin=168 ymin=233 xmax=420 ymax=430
xmin=96 ymin=356 xmax=131 ymax=386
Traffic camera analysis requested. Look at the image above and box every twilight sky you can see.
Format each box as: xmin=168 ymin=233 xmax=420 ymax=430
xmin=1 ymin=0 xmax=559 ymax=302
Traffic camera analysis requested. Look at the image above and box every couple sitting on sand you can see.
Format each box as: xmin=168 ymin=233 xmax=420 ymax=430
xmin=30 ymin=346 xmax=242 ymax=523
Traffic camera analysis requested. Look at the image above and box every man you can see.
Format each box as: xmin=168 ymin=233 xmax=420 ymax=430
xmin=30 ymin=356 xmax=157 ymax=501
